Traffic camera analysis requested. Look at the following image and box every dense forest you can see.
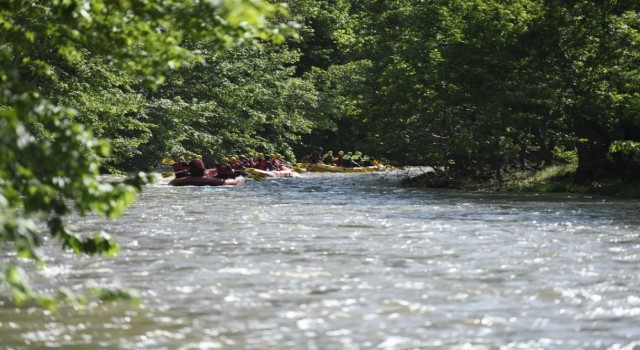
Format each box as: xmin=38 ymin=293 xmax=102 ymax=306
xmin=1 ymin=0 xmax=640 ymax=304
xmin=5 ymin=1 xmax=640 ymax=178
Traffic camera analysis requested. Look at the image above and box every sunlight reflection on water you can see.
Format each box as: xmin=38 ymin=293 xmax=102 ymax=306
xmin=1 ymin=171 xmax=640 ymax=349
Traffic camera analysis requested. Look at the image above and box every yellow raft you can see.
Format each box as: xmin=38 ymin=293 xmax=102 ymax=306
xmin=296 ymin=162 xmax=389 ymax=173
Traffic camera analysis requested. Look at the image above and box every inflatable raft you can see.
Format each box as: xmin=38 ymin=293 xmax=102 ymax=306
xmin=169 ymin=175 xmax=246 ymax=186
xmin=205 ymin=166 xmax=300 ymax=178
xmin=296 ymin=162 xmax=388 ymax=173
xmin=250 ymin=166 xmax=300 ymax=178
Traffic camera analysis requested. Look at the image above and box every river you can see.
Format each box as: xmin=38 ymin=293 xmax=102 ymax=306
xmin=1 ymin=171 xmax=640 ymax=349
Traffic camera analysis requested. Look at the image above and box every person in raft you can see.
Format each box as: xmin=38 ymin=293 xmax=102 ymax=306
xmin=323 ymin=150 xmax=338 ymax=165
xmin=268 ymin=154 xmax=283 ymax=170
xmin=342 ymin=151 xmax=361 ymax=167
xmin=242 ymin=153 xmax=256 ymax=168
xmin=274 ymin=153 xmax=290 ymax=169
xmin=341 ymin=151 xmax=352 ymax=167
xmin=228 ymin=156 xmax=250 ymax=177
xmin=229 ymin=156 xmax=244 ymax=171
xmin=350 ymin=151 xmax=363 ymax=167
xmin=172 ymin=156 xmax=190 ymax=178
xmin=255 ymin=153 xmax=275 ymax=171
xmin=214 ymin=158 xmax=235 ymax=179
xmin=310 ymin=147 xmax=323 ymax=163
xmin=336 ymin=150 xmax=345 ymax=166
xmin=188 ymin=155 xmax=206 ymax=177
xmin=361 ymin=154 xmax=374 ymax=166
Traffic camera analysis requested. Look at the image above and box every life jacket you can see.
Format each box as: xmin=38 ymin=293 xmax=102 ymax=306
xmin=342 ymin=154 xmax=356 ymax=167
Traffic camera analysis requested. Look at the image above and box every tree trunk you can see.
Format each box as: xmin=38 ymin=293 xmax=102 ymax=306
xmin=574 ymin=117 xmax=613 ymax=181
xmin=535 ymin=126 xmax=553 ymax=166
xmin=519 ymin=142 xmax=527 ymax=170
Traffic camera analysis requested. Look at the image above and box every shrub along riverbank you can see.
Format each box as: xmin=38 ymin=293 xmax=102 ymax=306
xmin=404 ymin=164 xmax=640 ymax=199
xmin=503 ymin=166 xmax=640 ymax=198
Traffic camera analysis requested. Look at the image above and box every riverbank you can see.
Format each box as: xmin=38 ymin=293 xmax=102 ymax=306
xmin=469 ymin=165 xmax=640 ymax=198
xmin=403 ymin=164 xmax=640 ymax=198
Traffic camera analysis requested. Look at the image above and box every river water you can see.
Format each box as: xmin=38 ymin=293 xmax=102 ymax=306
xmin=1 ymin=171 xmax=640 ymax=349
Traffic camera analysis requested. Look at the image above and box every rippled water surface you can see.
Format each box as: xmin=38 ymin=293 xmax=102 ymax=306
xmin=2 ymin=171 xmax=640 ymax=349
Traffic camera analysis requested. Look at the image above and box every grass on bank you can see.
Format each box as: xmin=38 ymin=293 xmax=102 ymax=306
xmin=503 ymin=164 xmax=585 ymax=193
xmin=462 ymin=163 xmax=640 ymax=198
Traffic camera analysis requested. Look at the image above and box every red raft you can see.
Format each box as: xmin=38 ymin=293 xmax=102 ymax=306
xmin=169 ymin=175 xmax=246 ymax=186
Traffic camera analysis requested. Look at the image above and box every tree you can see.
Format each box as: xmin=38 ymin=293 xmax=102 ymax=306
xmin=137 ymin=43 xmax=318 ymax=166
xmin=1 ymin=0 xmax=287 ymax=308
xmin=331 ymin=0 xmax=640 ymax=183
xmin=539 ymin=1 xmax=640 ymax=180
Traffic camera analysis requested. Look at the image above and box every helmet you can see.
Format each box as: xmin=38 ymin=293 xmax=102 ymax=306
xmin=177 ymin=156 xmax=185 ymax=162
xmin=338 ymin=150 xmax=344 ymax=155
xmin=222 ymin=157 xmax=229 ymax=162
xmin=257 ymin=153 xmax=264 ymax=158
xmin=347 ymin=152 xmax=352 ymax=155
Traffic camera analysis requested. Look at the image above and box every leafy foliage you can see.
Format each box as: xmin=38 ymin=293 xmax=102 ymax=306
xmin=303 ymin=0 xmax=640 ymax=181
xmin=3 ymin=0 xmax=640 ymax=310
xmin=1 ymin=0 xmax=289 ymax=308
xmin=135 ymin=43 xmax=318 ymax=166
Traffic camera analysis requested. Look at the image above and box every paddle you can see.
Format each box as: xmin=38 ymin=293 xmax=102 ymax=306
xmin=306 ymin=162 xmax=318 ymax=172
xmin=295 ymin=162 xmax=310 ymax=171
xmin=160 ymin=158 xmax=176 ymax=178
xmin=279 ymin=161 xmax=303 ymax=173
xmin=244 ymin=168 xmax=267 ymax=181
xmin=244 ymin=168 xmax=268 ymax=181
